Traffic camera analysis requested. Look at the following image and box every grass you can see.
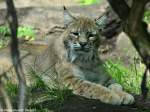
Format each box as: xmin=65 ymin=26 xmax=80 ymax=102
xmin=0 ymin=25 xmax=35 ymax=48
xmin=4 ymin=65 xmax=72 ymax=111
xmin=104 ymin=59 xmax=148 ymax=94
xmin=27 ymin=65 xmax=72 ymax=110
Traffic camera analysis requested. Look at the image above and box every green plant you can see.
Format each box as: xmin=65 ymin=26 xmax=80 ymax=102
xmin=47 ymin=86 xmax=72 ymax=104
xmin=0 ymin=25 xmax=10 ymax=36
xmin=5 ymin=82 xmax=18 ymax=97
xmin=144 ymin=10 xmax=150 ymax=23
xmin=18 ymin=26 xmax=35 ymax=40
xmin=0 ymin=36 xmax=9 ymax=48
xmin=104 ymin=59 xmax=148 ymax=94
xmin=3 ymin=65 xmax=72 ymax=111
xmin=0 ymin=25 xmax=35 ymax=49
xmin=0 ymin=25 xmax=35 ymax=39
xmin=78 ymin=0 xmax=101 ymax=5
xmin=0 ymin=25 xmax=10 ymax=48
xmin=26 ymin=65 xmax=72 ymax=110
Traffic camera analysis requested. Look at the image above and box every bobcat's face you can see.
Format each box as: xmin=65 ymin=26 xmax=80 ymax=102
xmin=63 ymin=7 xmax=104 ymax=64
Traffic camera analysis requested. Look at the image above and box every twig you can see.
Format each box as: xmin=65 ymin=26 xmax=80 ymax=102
xmin=46 ymin=25 xmax=65 ymax=35
xmin=141 ymin=67 xmax=149 ymax=100
xmin=0 ymin=52 xmax=30 ymax=78
xmin=0 ymin=81 xmax=12 ymax=112
xmin=0 ymin=102 xmax=3 ymax=111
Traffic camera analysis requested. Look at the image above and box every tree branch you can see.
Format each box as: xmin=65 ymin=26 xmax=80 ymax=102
xmin=107 ymin=0 xmax=130 ymax=20
xmin=124 ymin=0 xmax=150 ymax=66
xmin=107 ymin=0 xmax=150 ymax=99
xmin=0 ymin=82 xmax=12 ymax=112
xmin=5 ymin=0 xmax=26 ymax=111
xmin=124 ymin=0 xmax=150 ymax=99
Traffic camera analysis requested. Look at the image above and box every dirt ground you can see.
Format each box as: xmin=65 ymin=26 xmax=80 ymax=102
xmin=32 ymin=93 xmax=150 ymax=112
xmin=0 ymin=0 xmax=150 ymax=112
xmin=52 ymin=95 xmax=150 ymax=112
xmin=0 ymin=0 xmax=79 ymax=8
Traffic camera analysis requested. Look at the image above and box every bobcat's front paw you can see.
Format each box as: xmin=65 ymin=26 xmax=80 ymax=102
xmin=120 ymin=92 xmax=134 ymax=105
xmin=108 ymin=91 xmax=134 ymax=105
xmin=107 ymin=91 xmax=123 ymax=105
xmin=108 ymin=83 xmax=134 ymax=105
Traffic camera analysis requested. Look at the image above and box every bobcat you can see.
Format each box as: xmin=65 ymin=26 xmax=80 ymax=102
xmin=0 ymin=7 xmax=134 ymax=105
xmin=34 ymin=7 xmax=134 ymax=105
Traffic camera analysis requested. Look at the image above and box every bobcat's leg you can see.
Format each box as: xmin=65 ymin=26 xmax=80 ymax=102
xmin=108 ymin=83 xmax=134 ymax=105
xmin=63 ymin=74 xmax=124 ymax=105
xmin=57 ymin=63 xmax=134 ymax=105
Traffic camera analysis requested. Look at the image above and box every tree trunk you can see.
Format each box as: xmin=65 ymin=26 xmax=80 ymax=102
xmin=106 ymin=0 xmax=150 ymax=99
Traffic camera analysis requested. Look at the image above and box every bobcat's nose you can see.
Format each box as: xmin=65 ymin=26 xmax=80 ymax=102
xmin=79 ymin=42 xmax=87 ymax=47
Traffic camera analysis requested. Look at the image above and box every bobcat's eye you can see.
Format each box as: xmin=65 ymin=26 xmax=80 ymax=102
xmin=89 ymin=36 xmax=96 ymax=41
xmin=70 ymin=32 xmax=79 ymax=39
xmin=88 ymin=33 xmax=96 ymax=41
xmin=72 ymin=32 xmax=79 ymax=36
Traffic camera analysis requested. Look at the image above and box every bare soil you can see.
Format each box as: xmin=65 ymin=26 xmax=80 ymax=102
xmin=0 ymin=0 xmax=79 ymax=9
xmin=34 ymin=94 xmax=150 ymax=112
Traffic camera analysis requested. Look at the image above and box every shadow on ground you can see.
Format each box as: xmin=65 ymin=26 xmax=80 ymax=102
xmin=35 ymin=94 xmax=150 ymax=112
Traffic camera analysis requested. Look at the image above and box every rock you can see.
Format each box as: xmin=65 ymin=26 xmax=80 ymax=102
xmin=116 ymin=32 xmax=140 ymax=65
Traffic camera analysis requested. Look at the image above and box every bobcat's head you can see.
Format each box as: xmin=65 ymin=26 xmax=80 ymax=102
xmin=63 ymin=7 xmax=106 ymax=66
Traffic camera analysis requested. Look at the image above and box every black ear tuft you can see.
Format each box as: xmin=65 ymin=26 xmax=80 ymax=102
xmin=63 ymin=6 xmax=75 ymax=27
xmin=63 ymin=6 xmax=67 ymax=10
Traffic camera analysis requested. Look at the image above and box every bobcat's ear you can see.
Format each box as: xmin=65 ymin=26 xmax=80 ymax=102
xmin=63 ymin=6 xmax=75 ymax=27
xmin=95 ymin=14 xmax=107 ymax=30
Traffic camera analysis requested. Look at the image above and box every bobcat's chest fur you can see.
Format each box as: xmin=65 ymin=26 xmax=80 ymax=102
xmin=72 ymin=66 xmax=103 ymax=83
